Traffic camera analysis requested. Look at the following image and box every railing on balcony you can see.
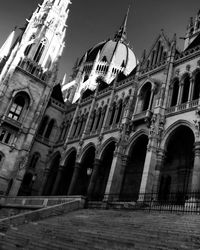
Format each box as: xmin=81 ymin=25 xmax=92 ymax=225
xmin=166 ymin=99 xmax=199 ymax=115
xmin=3 ymin=116 xmax=21 ymax=129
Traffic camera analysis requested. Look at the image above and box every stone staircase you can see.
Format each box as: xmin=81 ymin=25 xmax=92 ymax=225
xmin=1 ymin=209 xmax=200 ymax=249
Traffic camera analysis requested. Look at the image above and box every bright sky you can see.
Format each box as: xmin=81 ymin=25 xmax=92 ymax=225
xmin=0 ymin=0 xmax=200 ymax=81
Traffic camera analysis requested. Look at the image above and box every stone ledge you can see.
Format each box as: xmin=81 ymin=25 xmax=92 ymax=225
xmin=0 ymin=197 xmax=86 ymax=233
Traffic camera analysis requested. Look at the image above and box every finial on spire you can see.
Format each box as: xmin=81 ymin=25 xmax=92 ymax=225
xmin=114 ymin=4 xmax=131 ymax=42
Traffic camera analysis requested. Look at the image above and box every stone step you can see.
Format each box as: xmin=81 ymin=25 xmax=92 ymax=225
xmin=2 ymin=209 xmax=200 ymax=250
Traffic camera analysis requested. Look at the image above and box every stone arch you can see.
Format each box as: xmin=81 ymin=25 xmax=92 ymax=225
xmin=136 ymin=81 xmax=154 ymax=113
xmin=159 ymin=124 xmax=195 ymax=201
xmin=8 ymin=91 xmax=31 ymax=121
xmin=79 ymin=143 xmax=96 ymax=163
xmin=93 ymin=139 xmax=116 ymax=200
xmin=98 ymin=137 xmax=117 ymax=159
xmin=180 ymin=72 xmax=190 ymax=82
xmin=138 ymin=78 xmax=156 ymax=95
xmin=75 ymin=143 xmax=96 ymax=196
xmin=57 ymin=148 xmax=77 ymax=195
xmin=126 ymin=129 xmax=149 ymax=156
xmin=161 ymin=120 xmax=195 ymax=150
xmin=61 ymin=147 xmax=77 ymax=165
xmin=120 ymin=133 xmax=149 ymax=201
xmin=192 ymin=67 xmax=200 ymax=78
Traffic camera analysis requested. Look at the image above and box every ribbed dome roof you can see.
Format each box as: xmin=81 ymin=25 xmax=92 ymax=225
xmin=80 ymin=38 xmax=137 ymax=75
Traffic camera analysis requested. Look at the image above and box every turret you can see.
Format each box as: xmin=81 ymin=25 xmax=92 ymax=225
xmin=184 ymin=10 xmax=200 ymax=50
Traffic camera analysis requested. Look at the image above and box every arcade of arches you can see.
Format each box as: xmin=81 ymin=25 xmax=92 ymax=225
xmin=159 ymin=126 xmax=195 ymax=201
xmin=42 ymin=125 xmax=200 ymax=201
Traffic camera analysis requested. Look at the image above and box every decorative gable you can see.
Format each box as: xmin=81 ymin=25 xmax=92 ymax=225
xmin=140 ymin=31 xmax=171 ymax=72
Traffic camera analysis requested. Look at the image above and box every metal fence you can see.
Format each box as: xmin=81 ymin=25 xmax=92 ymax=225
xmin=88 ymin=191 xmax=200 ymax=214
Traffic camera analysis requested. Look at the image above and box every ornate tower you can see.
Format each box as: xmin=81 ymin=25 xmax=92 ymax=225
xmin=0 ymin=0 xmax=70 ymax=196
xmin=0 ymin=0 xmax=71 ymax=82
xmin=184 ymin=10 xmax=200 ymax=50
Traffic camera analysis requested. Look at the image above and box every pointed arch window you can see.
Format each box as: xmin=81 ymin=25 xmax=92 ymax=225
xmin=33 ymin=39 xmax=47 ymax=63
xmin=24 ymin=44 xmax=32 ymax=56
xmin=116 ymin=100 xmax=123 ymax=124
xmin=170 ymin=79 xmax=179 ymax=107
xmin=141 ymin=83 xmax=152 ymax=111
xmin=109 ymin=103 xmax=116 ymax=126
xmin=44 ymin=119 xmax=55 ymax=139
xmin=8 ymin=92 xmax=30 ymax=121
xmin=38 ymin=116 xmax=49 ymax=136
xmin=29 ymin=152 xmax=40 ymax=169
xmin=24 ymin=35 xmax=35 ymax=57
xmin=181 ymin=75 xmax=190 ymax=104
xmin=193 ymin=72 xmax=200 ymax=100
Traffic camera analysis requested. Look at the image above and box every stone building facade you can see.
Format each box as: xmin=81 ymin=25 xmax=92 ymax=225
xmin=41 ymin=9 xmax=200 ymax=202
xmin=1 ymin=0 xmax=200 ymax=202
xmin=0 ymin=0 xmax=70 ymax=196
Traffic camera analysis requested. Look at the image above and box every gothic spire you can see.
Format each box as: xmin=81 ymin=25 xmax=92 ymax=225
xmin=0 ymin=27 xmax=16 ymax=62
xmin=114 ymin=5 xmax=130 ymax=42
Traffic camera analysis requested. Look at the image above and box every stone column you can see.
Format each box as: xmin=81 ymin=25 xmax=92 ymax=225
xmin=51 ymin=165 xmax=64 ymax=195
xmin=87 ymin=159 xmax=102 ymax=199
xmin=177 ymin=82 xmax=183 ymax=105
xmin=67 ymin=162 xmax=81 ymax=195
xmin=148 ymin=88 xmax=155 ymax=110
xmin=104 ymin=152 xmax=129 ymax=201
xmin=152 ymin=150 xmax=165 ymax=194
xmin=39 ymin=168 xmax=50 ymax=195
xmin=188 ymin=77 xmax=194 ymax=102
xmin=138 ymin=145 xmax=157 ymax=201
xmin=191 ymin=142 xmax=200 ymax=191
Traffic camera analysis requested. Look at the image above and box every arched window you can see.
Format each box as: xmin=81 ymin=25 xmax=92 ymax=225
xmin=24 ymin=44 xmax=32 ymax=56
xmin=44 ymin=119 xmax=55 ymax=139
xmin=29 ymin=153 xmax=40 ymax=169
xmin=38 ymin=116 xmax=49 ymax=136
xmin=116 ymin=100 xmax=123 ymax=124
xmin=181 ymin=75 xmax=190 ymax=104
xmin=90 ymin=110 xmax=96 ymax=132
xmin=95 ymin=109 xmax=102 ymax=130
xmin=140 ymin=83 xmax=152 ymax=111
xmin=170 ymin=79 xmax=179 ymax=107
xmin=109 ymin=103 xmax=116 ymax=126
xmin=193 ymin=72 xmax=200 ymax=100
xmin=8 ymin=92 xmax=30 ymax=121
xmin=33 ymin=39 xmax=46 ymax=63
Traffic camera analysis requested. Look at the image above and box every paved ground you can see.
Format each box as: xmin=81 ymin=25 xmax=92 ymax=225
xmin=1 ymin=209 xmax=200 ymax=249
